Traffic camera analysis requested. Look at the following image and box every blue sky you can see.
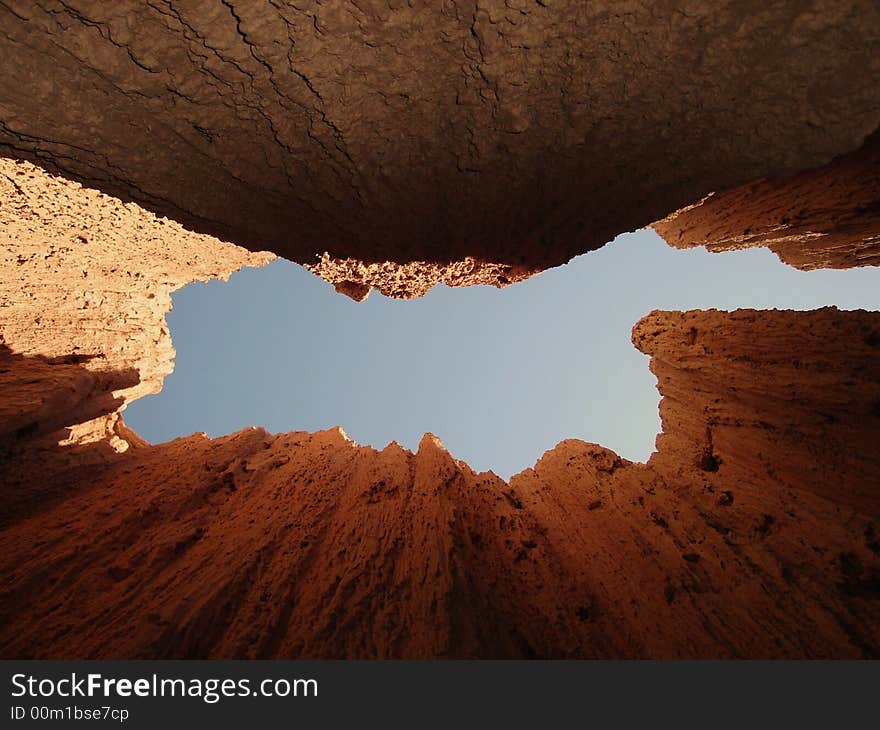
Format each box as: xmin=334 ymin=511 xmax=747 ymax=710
xmin=125 ymin=229 xmax=880 ymax=478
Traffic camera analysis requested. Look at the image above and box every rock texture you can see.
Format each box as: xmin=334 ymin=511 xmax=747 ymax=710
xmin=1 ymin=0 xmax=879 ymax=660
xmin=1 ymin=1 xmax=879 ymax=297
xmin=0 ymin=158 xmax=272 ymax=445
xmin=304 ymin=254 xmax=538 ymax=301
xmin=637 ymin=309 xmax=880 ymax=518
xmin=1 ymin=308 xmax=878 ymax=659
xmin=654 ymin=130 xmax=880 ymax=270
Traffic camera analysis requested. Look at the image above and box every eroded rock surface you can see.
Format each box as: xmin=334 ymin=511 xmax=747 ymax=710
xmin=1 ymin=308 xmax=878 ymax=658
xmin=1 ymin=0 xmax=879 ymax=660
xmin=0 ymin=158 xmax=272 ymax=445
xmin=653 ymin=131 xmax=880 ymax=270
xmin=1 ymin=1 xmax=879 ymax=297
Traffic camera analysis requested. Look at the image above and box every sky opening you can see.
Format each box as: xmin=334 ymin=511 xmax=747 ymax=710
xmin=124 ymin=229 xmax=880 ymax=478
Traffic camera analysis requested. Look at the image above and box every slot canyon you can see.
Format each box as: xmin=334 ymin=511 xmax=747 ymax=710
xmin=1 ymin=0 xmax=879 ymax=658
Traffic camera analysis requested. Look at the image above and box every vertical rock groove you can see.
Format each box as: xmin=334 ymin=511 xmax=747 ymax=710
xmin=1 ymin=308 xmax=878 ymax=658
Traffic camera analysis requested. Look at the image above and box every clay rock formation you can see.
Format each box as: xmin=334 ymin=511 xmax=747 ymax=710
xmin=653 ymin=130 xmax=880 ymax=270
xmin=1 ymin=0 xmax=880 ymax=661
xmin=635 ymin=308 xmax=880 ymax=518
xmin=304 ymin=254 xmax=538 ymax=301
xmin=2 ymin=217 xmax=878 ymax=659
xmin=0 ymin=158 xmax=272 ymax=446
xmin=1 ymin=1 xmax=879 ymax=297
xmin=1 ymin=308 xmax=878 ymax=659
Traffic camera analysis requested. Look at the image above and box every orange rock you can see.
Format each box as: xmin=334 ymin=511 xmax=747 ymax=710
xmin=653 ymin=132 xmax=880 ymax=270
xmin=1 ymin=2 xmax=879 ymax=659
xmin=1 ymin=309 xmax=877 ymax=658
xmin=1 ymin=2 xmax=879 ymax=297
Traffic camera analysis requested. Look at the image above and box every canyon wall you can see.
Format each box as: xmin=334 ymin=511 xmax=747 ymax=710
xmin=1 ymin=308 xmax=878 ymax=658
xmin=653 ymin=131 xmax=880 ymax=270
xmin=0 ymin=158 xmax=272 ymax=447
xmin=1 ymin=1 xmax=879 ymax=659
xmin=1 ymin=1 xmax=879 ymax=297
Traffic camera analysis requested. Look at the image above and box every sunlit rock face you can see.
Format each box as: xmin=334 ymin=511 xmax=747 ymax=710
xmin=1 ymin=1 xmax=880 ymax=659
xmin=653 ymin=131 xmax=880 ymax=271
xmin=1 ymin=1 xmax=879 ymax=297
xmin=0 ymin=158 xmax=272 ymax=444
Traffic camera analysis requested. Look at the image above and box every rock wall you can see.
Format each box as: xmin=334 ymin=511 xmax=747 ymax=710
xmin=635 ymin=309 xmax=880 ymax=518
xmin=0 ymin=158 xmax=272 ymax=446
xmin=1 ymin=1 xmax=879 ymax=297
xmin=1 ymin=308 xmax=878 ymax=659
xmin=653 ymin=131 xmax=880 ymax=270
xmin=1 ymin=0 xmax=879 ymax=660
